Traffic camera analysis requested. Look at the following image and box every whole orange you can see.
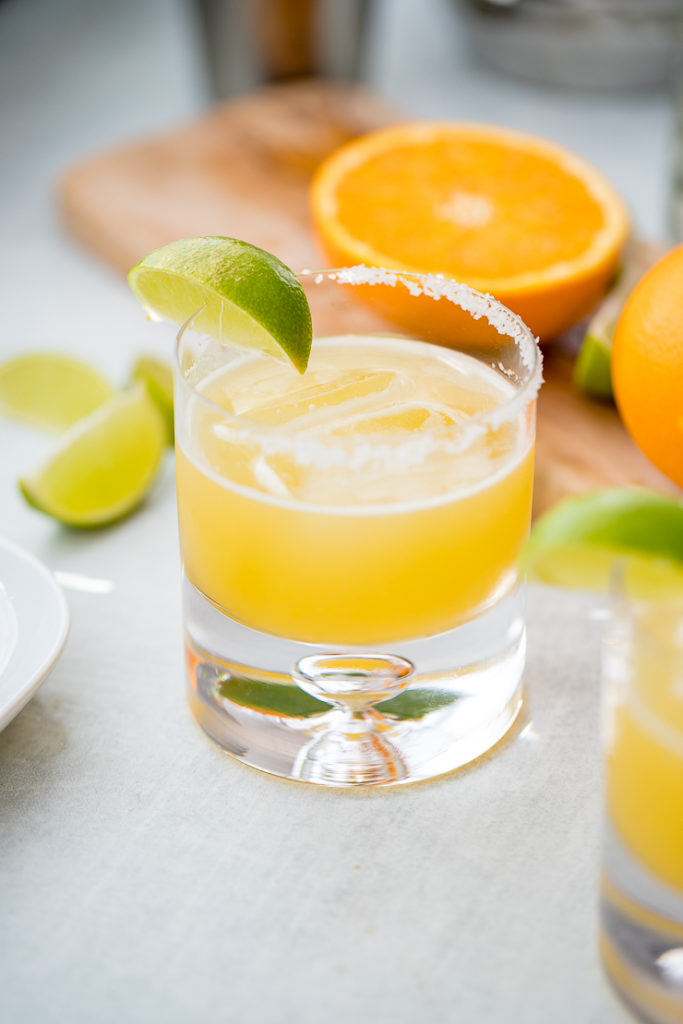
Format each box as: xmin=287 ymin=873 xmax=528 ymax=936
xmin=612 ymin=245 xmax=683 ymax=489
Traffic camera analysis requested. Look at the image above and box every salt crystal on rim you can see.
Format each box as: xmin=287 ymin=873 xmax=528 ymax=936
xmin=310 ymin=266 xmax=542 ymax=383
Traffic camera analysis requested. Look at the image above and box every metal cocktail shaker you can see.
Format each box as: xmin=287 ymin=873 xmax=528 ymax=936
xmin=461 ymin=0 xmax=683 ymax=91
xmin=194 ymin=0 xmax=371 ymax=99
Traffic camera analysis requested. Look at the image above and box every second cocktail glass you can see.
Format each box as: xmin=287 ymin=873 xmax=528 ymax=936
xmin=601 ymin=581 xmax=683 ymax=1023
xmin=175 ymin=267 xmax=542 ymax=786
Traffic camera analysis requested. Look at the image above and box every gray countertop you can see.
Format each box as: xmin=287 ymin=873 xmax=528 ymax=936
xmin=1 ymin=0 xmax=670 ymax=1020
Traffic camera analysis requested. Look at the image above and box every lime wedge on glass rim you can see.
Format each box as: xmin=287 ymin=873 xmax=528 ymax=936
xmin=128 ymin=237 xmax=312 ymax=373
xmin=0 ymin=352 xmax=115 ymax=430
xmin=522 ymin=489 xmax=683 ymax=598
xmin=19 ymin=387 xmax=166 ymax=527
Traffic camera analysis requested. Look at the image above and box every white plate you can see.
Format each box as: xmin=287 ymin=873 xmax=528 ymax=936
xmin=0 ymin=537 xmax=70 ymax=731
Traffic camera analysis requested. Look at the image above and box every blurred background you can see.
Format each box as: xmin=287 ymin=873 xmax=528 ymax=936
xmin=1 ymin=0 xmax=680 ymax=376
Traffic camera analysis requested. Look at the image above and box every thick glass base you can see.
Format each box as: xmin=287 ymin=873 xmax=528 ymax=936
xmin=183 ymin=576 xmax=526 ymax=787
xmin=601 ymin=826 xmax=683 ymax=1024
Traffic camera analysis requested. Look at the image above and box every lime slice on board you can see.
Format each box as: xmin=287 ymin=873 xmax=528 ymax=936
xmin=573 ymin=331 xmax=613 ymax=400
xmin=573 ymin=243 xmax=660 ymax=400
xmin=131 ymin=355 xmax=174 ymax=444
xmin=522 ymin=488 xmax=683 ymax=596
xmin=19 ymin=387 xmax=166 ymax=527
xmin=128 ymin=237 xmax=312 ymax=373
xmin=0 ymin=353 xmax=115 ymax=430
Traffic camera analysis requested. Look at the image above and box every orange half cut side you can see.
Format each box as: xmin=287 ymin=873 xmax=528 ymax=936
xmin=310 ymin=122 xmax=630 ymax=341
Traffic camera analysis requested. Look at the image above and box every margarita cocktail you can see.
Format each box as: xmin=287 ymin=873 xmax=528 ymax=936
xmin=174 ymin=267 xmax=541 ymax=786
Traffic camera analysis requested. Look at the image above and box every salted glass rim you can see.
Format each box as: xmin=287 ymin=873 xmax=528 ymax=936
xmin=175 ymin=266 xmax=543 ymax=463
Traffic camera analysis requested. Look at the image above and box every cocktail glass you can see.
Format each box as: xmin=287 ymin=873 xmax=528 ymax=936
xmin=600 ymin=578 xmax=683 ymax=1022
xmin=175 ymin=267 xmax=541 ymax=786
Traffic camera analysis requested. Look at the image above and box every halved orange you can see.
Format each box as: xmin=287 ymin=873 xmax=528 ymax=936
xmin=310 ymin=122 xmax=630 ymax=341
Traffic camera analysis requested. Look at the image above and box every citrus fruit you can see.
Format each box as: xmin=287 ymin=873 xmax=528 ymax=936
xmin=612 ymin=245 xmax=683 ymax=489
xmin=0 ymin=353 xmax=114 ymax=430
xmin=572 ymin=331 xmax=613 ymax=400
xmin=19 ymin=387 xmax=166 ymax=527
xmin=131 ymin=355 xmax=174 ymax=444
xmin=573 ymin=242 xmax=659 ymax=400
xmin=310 ymin=122 xmax=629 ymax=341
xmin=128 ymin=236 xmax=312 ymax=372
xmin=526 ymin=544 xmax=683 ymax=598
xmin=522 ymin=488 xmax=683 ymax=596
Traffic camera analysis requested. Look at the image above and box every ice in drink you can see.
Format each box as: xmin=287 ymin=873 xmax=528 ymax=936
xmin=176 ymin=334 xmax=534 ymax=645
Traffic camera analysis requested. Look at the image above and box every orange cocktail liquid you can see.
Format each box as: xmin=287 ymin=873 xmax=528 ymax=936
xmin=176 ymin=335 xmax=534 ymax=646
xmin=606 ymin=609 xmax=683 ymax=894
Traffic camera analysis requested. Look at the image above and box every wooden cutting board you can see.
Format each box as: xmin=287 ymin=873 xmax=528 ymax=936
xmin=58 ymin=80 xmax=678 ymax=516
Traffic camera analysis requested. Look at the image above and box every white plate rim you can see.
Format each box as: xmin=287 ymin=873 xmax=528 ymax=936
xmin=0 ymin=536 xmax=70 ymax=731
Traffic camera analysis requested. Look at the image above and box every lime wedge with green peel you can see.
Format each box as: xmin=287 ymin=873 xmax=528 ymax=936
xmin=0 ymin=353 xmax=115 ymax=430
xmin=19 ymin=387 xmax=166 ymax=527
xmin=525 ymin=544 xmax=683 ymax=599
xmin=131 ymin=355 xmax=174 ymax=444
xmin=573 ymin=331 xmax=613 ymax=400
xmin=522 ymin=488 xmax=683 ymax=596
xmin=573 ymin=243 xmax=660 ymax=400
xmin=128 ymin=237 xmax=312 ymax=373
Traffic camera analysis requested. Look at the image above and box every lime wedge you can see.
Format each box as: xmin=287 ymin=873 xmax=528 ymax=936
xmin=524 ymin=543 xmax=683 ymax=599
xmin=0 ymin=353 xmax=115 ymax=430
xmin=522 ymin=488 xmax=683 ymax=595
xmin=131 ymin=355 xmax=174 ymax=444
xmin=573 ymin=330 xmax=613 ymax=400
xmin=19 ymin=387 xmax=166 ymax=527
xmin=573 ymin=243 xmax=660 ymax=400
xmin=128 ymin=237 xmax=312 ymax=373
